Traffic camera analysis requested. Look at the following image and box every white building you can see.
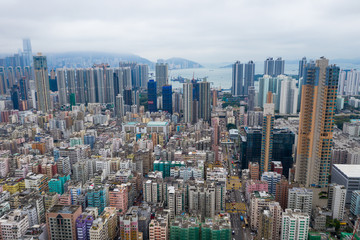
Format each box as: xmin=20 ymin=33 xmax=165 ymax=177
xmin=0 ymin=210 xmax=30 ymax=240
xmin=328 ymin=184 xmax=346 ymax=220
xmin=287 ymin=188 xmax=313 ymax=215
xmin=281 ymin=209 xmax=309 ymax=240
xmin=261 ymin=171 xmax=282 ymax=194
xmin=279 ymin=78 xmax=298 ymax=114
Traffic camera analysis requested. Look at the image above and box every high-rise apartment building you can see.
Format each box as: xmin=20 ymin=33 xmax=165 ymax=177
xmin=248 ymin=86 xmax=256 ymax=111
xmin=134 ymin=64 xmax=149 ymax=89
xmin=337 ymin=69 xmax=360 ymax=96
xmin=156 ymin=63 xmax=168 ymax=94
xmin=274 ymin=57 xmax=285 ymax=76
xmin=287 ymin=187 xmax=313 ymax=215
xmin=56 ymin=68 xmax=67 ymax=105
xmin=261 ymin=171 xmax=281 ymax=194
xmin=328 ymin=184 xmax=346 ymax=220
xmin=260 ymin=103 xmax=274 ymax=175
xmin=281 ymin=209 xmax=310 ymax=240
xmin=264 ymin=57 xmax=275 ymax=76
xmin=198 ymin=81 xmax=211 ymax=122
xmin=350 ymin=190 xmax=360 ymax=216
xmin=46 ymin=205 xmax=82 ymax=240
xmin=244 ymin=60 xmax=255 ymax=95
xmin=115 ymin=94 xmax=124 ymax=118
xmin=298 ymin=57 xmax=307 ymax=79
xmin=148 ymin=80 xmax=157 ymax=112
xmin=231 ymin=61 xmax=244 ymax=96
xmin=279 ymin=78 xmax=298 ymax=114
xmin=34 ymin=54 xmax=51 ymax=113
xmin=183 ymin=82 xmax=193 ymax=123
xmin=295 ymin=57 xmax=340 ymax=187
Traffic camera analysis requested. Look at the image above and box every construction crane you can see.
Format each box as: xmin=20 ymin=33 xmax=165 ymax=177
xmin=351 ymin=216 xmax=360 ymax=240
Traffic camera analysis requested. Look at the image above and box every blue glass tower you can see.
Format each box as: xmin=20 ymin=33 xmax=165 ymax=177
xmin=162 ymin=85 xmax=172 ymax=114
xmin=148 ymin=80 xmax=157 ymax=112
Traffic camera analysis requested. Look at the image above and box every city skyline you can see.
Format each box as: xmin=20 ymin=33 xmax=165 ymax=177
xmin=0 ymin=0 xmax=360 ymax=64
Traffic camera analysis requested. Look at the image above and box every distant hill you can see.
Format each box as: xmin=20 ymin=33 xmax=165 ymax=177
xmin=45 ymin=51 xmax=154 ymax=68
xmin=164 ymin=57 xmax=203 ymax=69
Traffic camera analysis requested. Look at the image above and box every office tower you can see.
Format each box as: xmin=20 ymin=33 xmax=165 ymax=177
xmin=264 ymin=57 xmax=275 ymax=76
xmin=183 ymin=82 xmax=193 ymax=123
xmin=93 ymin=68 xmax=105 ymax=103
xmin=260 ymin=103 xmax=274 ymax=175
xmin=295 ymin=58 xmax=340 ymax=187
xmin=46 ymin=205 xmax=82 ymax=240
xmin=327 ymin=184 xmax=346 ymax=220
xmin=123 ymin=89 xmax=132 ymax=107
xmin=115 ymin=94 xmax=124 ymax=118
xmin=351 ymin=190 xmax=360 ymax=216
xmin=148 ymin=80 xmax=157 ymax=112
xmin=274 ymin=57 xmax=285 ymax=76
xmin=11 ymin=85 xmax=20 ymax=110
xmin=332 ymin=165 xmax=360 ymax=205
xmin=261 ymin=171 xmax=281 ymax=194
xmin=338 ymin=69 xmax=360 ymax=96
xmin=279 ymin=78 xmax=298 ymax=114
xmin=248 ymin=86 xmax=255 ymax=111
xmin=281 ymin=209 xmax=310 ymax=240
xmin=56 ymin=68 xmax=67 ymax=105
xmin=105 ymin=68 xmax=115 ymax=104
xmin=298 ymin=57 xmax=307 ymax=79
xmin=287 ymin=188 xmax=313 ymax=215
xmin=134 ymin=64 xmax=149 ymax=89
xmin=23 ymin=38 xmax=33 ymax=67
xmin=34 ymin=54 xmax=51 ymax=113
xmin=244 ymin=60 xmax=255 ymax=95
xmin=198 ymin=81 xmax=211 ymax=121
xmin=272 ymin=129 xmax=295 ymax=178
xmin=162 ymin=85 xmax=172 ymax=114
xmin=231 ymin=61 xmax=244 ymax=96
xmin=240 ymin=127 xmax=262 ymax=169
xmin=156 ymin=63 xmax=168 ymax=93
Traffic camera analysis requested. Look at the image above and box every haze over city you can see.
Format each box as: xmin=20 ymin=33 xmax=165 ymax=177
xmin=1 ymin=0 xmax=360 ymax=64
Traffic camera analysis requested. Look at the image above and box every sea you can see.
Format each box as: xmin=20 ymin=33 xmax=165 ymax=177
xmin=159 ymin=62 xmax=360 ymax=90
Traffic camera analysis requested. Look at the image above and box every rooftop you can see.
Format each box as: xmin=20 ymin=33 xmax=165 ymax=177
xmin=48 ymin=205 xmax=80 ymax=214
xmin=333 ymin=164 xmax=360 ymax=178
xmin=147 ymin=121 xmax=168 ymax=126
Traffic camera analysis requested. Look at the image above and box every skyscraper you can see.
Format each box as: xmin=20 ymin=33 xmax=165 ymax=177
xmin=264 ymin=57 xmax=275 ymax=76
xmin=298 ymin=57 xmax=307 ymax=79
xmin=34 ymin=54 xmax=51 ymax=113
xmin=279 ymin=78 xmax=298 ymax=114
xmin=56 ymin=68 xmax=67 ymax=105
xmin=274 ymin=57 xmax=285 ymax=76
xmin=248 ymin=86 xmax=256 ymax=111
xmin=231 ymin=61 xmax=243 ymax=96
xmin=198 ymin=81 xmax=211 ymax=121
xmin=183 ymin=82 xmax=193 ymax=123
xmin=105 ymin=68 xmax=115 ymax=104
xmin=260 ymin=102 xmax=274 ymax=175
xmin=0 ymin=67 xmax=7 ymax=95
xmin=148 ymin=80 xmax=157 ymax=112
xmin=22 ymin=38 xmax=33 ymax=68
xmin=134 ymin=64 xmax=149 ymax=90
xmin=76 ymin=68 xmax=86 ymax=104
xmin=155 ymin=63 xmax=168 ymax=94
xmin=244 ymin=61 xmax=255 ymax=95
xmin=162 ymin=85 xmax=172 ymax=114
xmin=295 ymin=57 xmax=340 ymax=187
xmin=115 ymin=94 xmax=124 ymax=118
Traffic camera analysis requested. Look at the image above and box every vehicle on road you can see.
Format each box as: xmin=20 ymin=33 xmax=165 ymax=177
xmin=240 ymin=215 xmax=244 ymax=221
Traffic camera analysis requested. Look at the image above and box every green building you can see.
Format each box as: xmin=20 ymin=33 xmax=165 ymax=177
xmin=48 ymin=175 xmax=70 ymax=194
xmin=153 ymin=160 xmax=185 ymax=177
xmin=170 ymin=216 xmax=200 ymax=240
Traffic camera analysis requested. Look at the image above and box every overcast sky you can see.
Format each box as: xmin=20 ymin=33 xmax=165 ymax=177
xmin=0 ymin=0 xmax=360 ymax=64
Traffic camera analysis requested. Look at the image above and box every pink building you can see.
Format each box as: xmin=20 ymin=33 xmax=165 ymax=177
xmin=245 ymin=180 xmax=269 ymax=200
xmin=109 ymin=184 xmax=128 ymax=214
xmin=59 ymin=193 xmax=72 ymax=205
xmin=0 ymin=157 xmax=9 ymax=178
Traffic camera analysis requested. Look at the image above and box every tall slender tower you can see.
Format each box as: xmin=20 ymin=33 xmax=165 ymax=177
xmin=23 ymin=39 xmax=33 ymax=67
xmin=274 ymin=57 xmax=285 ymax=76
xmin=56 ymin=68 xmax=67 ymax=105
xmin=295 ymin=57 xmax=339 ymax=187
xmin=260 ymin=99 xmax=275 ymax=175
xmin=183 ymin=83 xmax=193 ymax=123
xmin=231 ymin=61 xmax=243 ymax=96
xmin=244 ymin=60 xmax=255 ymax=95
xmin=34 ymin=54 xmax=51 ymax=113
xmin=298 ymin=57 xmax=307 ymax=79
xmin=155 ymin=63 xmax=168 ymax=94
xmin=198 ymin=81 xmax=211 ymax=122
xmin=264 ymin=57 xmax=274 ymax=76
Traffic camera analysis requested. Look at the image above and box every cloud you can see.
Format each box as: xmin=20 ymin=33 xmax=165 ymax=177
xmin=0 ymin=0 xmax=359 ymax=64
